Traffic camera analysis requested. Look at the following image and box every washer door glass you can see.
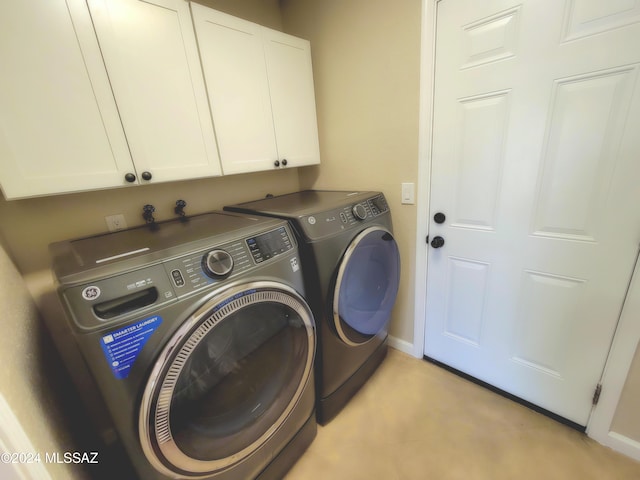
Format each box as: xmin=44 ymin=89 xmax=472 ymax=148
xmin=139 ymin=282 xmax=315 ymax=477
xmin=333 ymin=227 xmax=401 ymax=346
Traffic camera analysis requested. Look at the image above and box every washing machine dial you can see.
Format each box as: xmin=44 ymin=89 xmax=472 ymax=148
xmin=202 ymin=249 xmax=234 ymax=278
xmin=352 ymin=203 xmax=367 ymax=221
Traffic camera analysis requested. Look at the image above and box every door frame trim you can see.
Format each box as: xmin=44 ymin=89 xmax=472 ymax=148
xmin=411 ymin=0 xmax=437 ymax=359
xmin=587 ymin=251 xmax=640 ymax=461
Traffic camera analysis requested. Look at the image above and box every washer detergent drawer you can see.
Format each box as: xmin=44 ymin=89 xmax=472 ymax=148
xmin=62 ymin=264 xmax=176 ymax=332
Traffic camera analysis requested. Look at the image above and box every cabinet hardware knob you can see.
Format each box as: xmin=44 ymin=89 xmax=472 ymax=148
xmin=282 ymin=159 xmax=288 ymax=166
xmin=274 ymin=160 xmax=280 ymax=167
xmin=124 ymin=173 xmax=136 ymax=183
xmin=141 ymin=171 xmax=152 ymax=181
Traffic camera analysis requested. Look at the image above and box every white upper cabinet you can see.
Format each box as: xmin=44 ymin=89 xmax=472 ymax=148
xmin=262 ymin=28 xmax=321 ymax=170
xmin=191 ymin=5 xmax=320 ymax=174
xmin=0 ymin=0 xmax=134 ymax=199
xmin=87 ymin=0 xmax=222 ymax=183
xmin=191 ymin=6 xmax=278 ymax=175
xmin=0 ymin=0 xmax=319 ymax=199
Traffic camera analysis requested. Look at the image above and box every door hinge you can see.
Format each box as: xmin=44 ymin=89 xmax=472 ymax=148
xmin=592 ymin=384 xmax=602 ymax=406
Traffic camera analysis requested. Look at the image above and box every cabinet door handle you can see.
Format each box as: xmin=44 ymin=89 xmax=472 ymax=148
xmin=282 ymin=159 xmax=288 ymax=166
xmin=125 ymin=173 xmax=136 ymax=183
xmin=141 ymin=171 xmax=152 ymax=181
xmin=274 ymin=160 xmax=280 ymax=167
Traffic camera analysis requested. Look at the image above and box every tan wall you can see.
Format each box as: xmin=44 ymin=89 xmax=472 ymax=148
xmin=611 ymin=341 xmax=640 ymax=441
xmin=0 ymin=170 xmax=300 ymax=275
xmin=0 ymin=240 xmax=89 ymax=479
xmin=281 ymin=0 xmax=422 ymax=344
xmin=194 ymin=0 xmax=283 ymax=30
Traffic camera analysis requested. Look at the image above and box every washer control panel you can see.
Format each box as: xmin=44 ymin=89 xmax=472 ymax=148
xmin=59 ymin=222 xmax=297 ymax=329
xmin=163 ymin=239 xmax=249 ymax=294
xmin=163 ymin=225 xmax=293 ymax=297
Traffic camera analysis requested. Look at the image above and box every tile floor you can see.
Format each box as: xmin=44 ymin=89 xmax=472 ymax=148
xmin=284 ymin=348 xmax=640 ymax=480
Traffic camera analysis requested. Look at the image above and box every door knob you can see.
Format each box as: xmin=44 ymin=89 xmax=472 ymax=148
xmin=434 ymin=212 xmax=446 ymax=224
xmin=430 ymin=236 xmax=445 ymax=248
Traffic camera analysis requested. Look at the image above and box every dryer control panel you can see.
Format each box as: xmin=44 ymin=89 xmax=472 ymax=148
xmin=300 ymin=194 xmax=390 ymax=240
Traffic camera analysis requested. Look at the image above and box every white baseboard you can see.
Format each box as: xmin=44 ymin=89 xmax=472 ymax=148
xmin=596 ymin=431 xmax=640 ymax=462
xmin=388 ymin=335 xmax=418 ymax=357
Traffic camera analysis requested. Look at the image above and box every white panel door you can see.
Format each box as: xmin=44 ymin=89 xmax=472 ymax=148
xmin=425 ymin=0 xmax=640 ymax=426
xmin=191 ymin=4 xmax=279 ymax=175
xmin=0 ymin=0 xmax=133 ymax=199
xmin=263 ymin=29 xmax=320 ymax=168
xmin=88 ymin=0 xmax=222 ymax=183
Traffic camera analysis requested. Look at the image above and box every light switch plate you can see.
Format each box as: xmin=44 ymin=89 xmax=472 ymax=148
xmin=401 ymin=183 xmax=415 ymax=204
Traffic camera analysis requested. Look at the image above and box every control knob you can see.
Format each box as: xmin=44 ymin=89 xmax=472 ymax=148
xmin=352 ymin=203 xmax=367 ymax=221
xmin=202 ymin=249 xmax=233 ymax=278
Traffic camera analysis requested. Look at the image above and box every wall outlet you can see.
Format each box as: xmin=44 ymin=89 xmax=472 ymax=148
xmin=105 ymin=214 xmax=127 ymax=232
xmin=401 ymin=183 xmax=415 ymax=204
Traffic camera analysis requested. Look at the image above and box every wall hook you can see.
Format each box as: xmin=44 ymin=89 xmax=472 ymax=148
xmin=142 ymin=204 xmax=157 ymax=230
xmin=174 ymin=199 xmax=188 ymax=221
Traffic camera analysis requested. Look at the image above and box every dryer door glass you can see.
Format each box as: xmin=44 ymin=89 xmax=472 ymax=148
xmin=333 ymin=227 xmax=401 ymax=346
xmin=139 ymin=283 xmax=315 ymax=476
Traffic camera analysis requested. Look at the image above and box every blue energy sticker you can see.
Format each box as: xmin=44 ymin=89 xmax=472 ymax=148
xmin=100 ymin=316 xmax=162 ymax=379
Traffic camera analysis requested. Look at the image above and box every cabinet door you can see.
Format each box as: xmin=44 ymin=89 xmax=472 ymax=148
xmin=263 ymin=29 xmax=320 ymax=168
xmin=87 ymin=0 xmax=222 ymax=183
xmin=191 ymin=4 xmax=279 ymax=175
xmin=0 ymin=0 xmax=134 ymax=199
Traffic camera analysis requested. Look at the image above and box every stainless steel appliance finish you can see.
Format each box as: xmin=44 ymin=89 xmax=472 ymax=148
xmin=225 ymin=191 xmax=401 ymax=424
xmin=50 ymin=212 xmax=317 ymax=480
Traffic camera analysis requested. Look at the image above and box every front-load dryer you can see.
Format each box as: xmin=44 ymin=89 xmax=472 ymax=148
xmin=50 ymin=212 xmax=316 ymax=479
xmin=225 ymin=191 xmax=401 ymax=424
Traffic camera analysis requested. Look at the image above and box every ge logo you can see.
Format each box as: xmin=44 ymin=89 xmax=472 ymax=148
xmin=82 ymin=286 xmax=101 ymax=301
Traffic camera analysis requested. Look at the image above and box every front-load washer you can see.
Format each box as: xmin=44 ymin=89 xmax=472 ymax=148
xmin=49 ymin=211 xmax=316 ymax=480
xmin=225 ymin=191 xmax=401 ymax=424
